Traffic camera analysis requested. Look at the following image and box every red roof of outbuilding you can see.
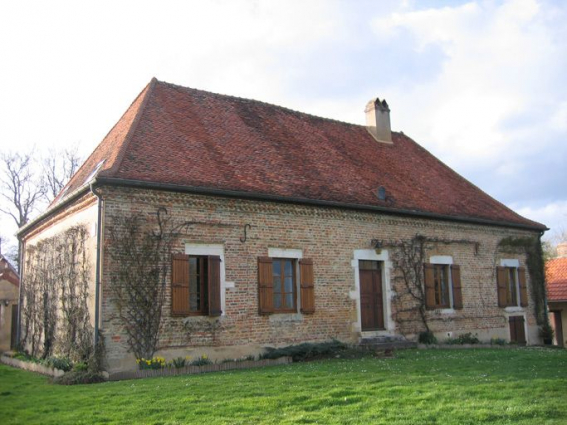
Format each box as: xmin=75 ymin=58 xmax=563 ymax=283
xmin=52 ymin=78 xmax=544 ymax=230
xmin=546 ymin=257 xmax=567 ymax=302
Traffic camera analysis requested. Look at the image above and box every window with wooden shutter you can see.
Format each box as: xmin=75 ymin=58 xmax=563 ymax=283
xmin=518 ymin=267 xmax=528 ymax=307
xmin=300 ymin=258 xmax=315 ymax=314
xmin=451 ymin=264 xmax=463 ymax=310
xmin=496 ymin=266 xmax=508 ymax=307
xmin=258 ymin=257 xmax=274 ymax=315
xmin=424 ymin=263 xmax=436 ymax=310
xmin=208 ymin=256 xmax=222 ymax=317
xmin=172 ymin=254 xmax=190 ymax=315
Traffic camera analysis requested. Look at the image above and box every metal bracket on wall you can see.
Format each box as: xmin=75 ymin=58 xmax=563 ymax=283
xmin=240 ymin=224 xmax=252 ymax=243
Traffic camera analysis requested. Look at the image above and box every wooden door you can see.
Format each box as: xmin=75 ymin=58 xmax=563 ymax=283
xmin=509 ymin=315 xmax=526 ymax=345
xmin=359 ymin=261 xmax=384 ymax=331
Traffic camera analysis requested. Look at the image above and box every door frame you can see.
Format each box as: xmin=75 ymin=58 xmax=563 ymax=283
xmin=351 ymin=249 xmax=394 ymax=335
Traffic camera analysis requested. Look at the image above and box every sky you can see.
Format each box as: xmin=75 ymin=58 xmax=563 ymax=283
xmin=0 ymin=0 xmax=565 ymax=251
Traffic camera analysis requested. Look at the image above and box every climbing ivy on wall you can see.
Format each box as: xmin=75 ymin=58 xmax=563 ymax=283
xmin=21 ymin=226 xmax=93 ymax=361
xmin=498 ymin=236 xmax=548 ymax=326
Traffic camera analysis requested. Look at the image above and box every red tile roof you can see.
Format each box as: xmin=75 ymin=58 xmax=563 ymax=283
xmin=546 ymin=257 xmax=567 ymax=302
xmin=53 ymin=78 xmax=544 ymax=230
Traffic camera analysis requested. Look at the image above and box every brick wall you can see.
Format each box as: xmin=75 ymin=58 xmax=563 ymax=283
xmin=99 ymin=187 xmax=541 ymax=371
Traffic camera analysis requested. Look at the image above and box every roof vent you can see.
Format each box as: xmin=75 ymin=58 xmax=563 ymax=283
xmin=377 ymin=186 xmax=386 ymax=201
xmin=365 ymin=98 xmax=392 ymax=144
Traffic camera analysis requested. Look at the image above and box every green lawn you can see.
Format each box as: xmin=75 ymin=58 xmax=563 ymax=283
xmin=1 ymin=348 xmax=566 ymax=424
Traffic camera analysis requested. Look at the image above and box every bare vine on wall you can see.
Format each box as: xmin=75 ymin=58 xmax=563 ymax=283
xmin=21 ymin=226 xmax=93 ymax=360
xmin=386 ymin=235 xmax=430 ymax=334
xmin=108 ymin=207 xmax=192 ymax=360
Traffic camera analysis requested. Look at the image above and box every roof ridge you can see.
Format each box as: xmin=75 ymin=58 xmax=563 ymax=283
xmin=104 ymin=77 xmax=158 ymax=177
xmin=48 ymin=78 xmax=158 ymax=207
xmin=156 ymin=79 xmax=365 ymax=129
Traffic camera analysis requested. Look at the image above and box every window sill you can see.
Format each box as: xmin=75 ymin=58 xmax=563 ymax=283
xmin=504 ymin=306 xmax=524 ymax=313
xmin=436 ymin=308 xmax=456 ymax=314
xmin=269 ymin=313 xmax=303 ymax=323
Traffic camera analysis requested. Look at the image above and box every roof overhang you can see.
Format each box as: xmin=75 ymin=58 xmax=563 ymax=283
xmin=92 ymin=177 xmax=548 ymax=232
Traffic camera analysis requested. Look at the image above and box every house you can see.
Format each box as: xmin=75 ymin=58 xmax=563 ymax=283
xmin=17 ymin=78 xmax=548 ymax=372
xmin=546 ymin=243 xmax=567 ymax=347
xmin=0 ymin=254 xmax=19 ymax=352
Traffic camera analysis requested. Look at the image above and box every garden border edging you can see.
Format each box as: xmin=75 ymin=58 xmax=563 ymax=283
xmin=1 ymin=354 xmax=66 ymax=377
xmin=108 ymin=356 xmax=292 ymax=381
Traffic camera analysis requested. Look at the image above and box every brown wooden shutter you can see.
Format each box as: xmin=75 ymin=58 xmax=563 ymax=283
xmin=518 ymin=267 xmax=528 ymax=307
xmin=497 ymin=266 xmax=508 ymax=307
xmin=172 ymin=254 xmax=190 ymax=315
xmin=451 ymin=264 xmax=463 ymax=310
xmin=424 ymin=263 xmax=435 ymax=310
xmin=208 ymin=256 xmax=222 ymax=317
xmin=300 ymin=258 xmax=315 ymax=314
xmin=258 ymin=257 xmax=274 ymax=315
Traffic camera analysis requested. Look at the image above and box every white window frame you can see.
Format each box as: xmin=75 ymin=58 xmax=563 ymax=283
xmin=350 ymin=249 xmax=394 ymax=334
xmin=184 ymin=243 xmax=228 ymax=316
xmin=268 ymin=248 xmax=303 ymax=314
xmin=500 ymin=259 xmax=523 ymax=311
xmin=429 ymin=255 xmax=455 ymax=314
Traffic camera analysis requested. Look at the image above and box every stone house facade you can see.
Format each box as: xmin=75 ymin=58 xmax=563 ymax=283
xmin=0 ymin=254 xmax=19 ymax=352
xmin=18 ymin=79 xmax=547 ymax=372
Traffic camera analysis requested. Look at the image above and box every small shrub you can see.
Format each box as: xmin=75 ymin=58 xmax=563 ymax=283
xmin=170 ymin=356 xmax=190 ymax=369
xmin=260 ymin=340 xmax=348 ymax=362
xmin=445 ymin=333 xmax=480 ymax=345
xmin=456 ymin=333 xmax=480 ymax=345
xmin=73 ymin=362 xmax=88 ymax=372
xmin=53 ymin=370 xmax=106 ymax=385
xmin=191 ymin=355 xmax=213 ymax=366
xmin=418 ymin=331 xmax=437 ymax=345
xmin=43 ymin=356 xmax=73 ymax=372
xmin=490 ymin=337 xmax=507 ymax=346
xmin=244 ymin=355 xmax=255 ymax=361
xmin=137 ymin=357 xmax=166 ymax=370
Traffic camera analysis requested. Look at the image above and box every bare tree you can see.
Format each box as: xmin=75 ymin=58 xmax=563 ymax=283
xmin=43 ymin=146 xmax=81 ymax=202
xmin=0 ymin=152 xmax=45 ymax=230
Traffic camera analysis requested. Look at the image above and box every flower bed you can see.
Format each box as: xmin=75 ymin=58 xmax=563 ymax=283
xmin=108 ymin=356 xmax=292 ymax=381
xmin=1 ymin=353 xmax=66 ymax=377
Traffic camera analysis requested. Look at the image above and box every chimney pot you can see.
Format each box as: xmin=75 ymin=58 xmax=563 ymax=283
xmin=365 ymin=97 xmax=392 ymax=143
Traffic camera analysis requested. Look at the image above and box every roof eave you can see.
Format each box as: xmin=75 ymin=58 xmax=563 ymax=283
xmin=95 ymin=176 xmax=548 ymax=232
xmin=17 ymin=184 xmax=92 ymax=238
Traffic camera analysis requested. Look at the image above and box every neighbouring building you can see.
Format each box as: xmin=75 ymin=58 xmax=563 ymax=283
xmin=546 ymin=242 xmax=567 ymax=347
xmin=0 ymin=254 xmax=19 ymax=352
xmin=17 ymin=78 xmax=548 ymax=372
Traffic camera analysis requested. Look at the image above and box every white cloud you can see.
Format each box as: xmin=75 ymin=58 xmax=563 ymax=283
xmin=514 ymin=200 xmax=567 ymax=240
xmin=371 ymin=0 xmax=567 ymax=171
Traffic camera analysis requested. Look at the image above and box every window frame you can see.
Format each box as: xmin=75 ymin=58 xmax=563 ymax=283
xmin=187 ymin=255 xmax=209 ymax=316
xmin=500 ymin=259 xmax=522 ymax=309
xmin=427 ymin=255 xmax=459 ymax=312
xmin=432 ymin=264 xmax=451 ymax=309
xmin=271 ymin=257 xmax=298 ymax=313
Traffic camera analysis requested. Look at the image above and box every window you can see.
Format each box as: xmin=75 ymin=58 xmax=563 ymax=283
xmin=257 ymin=256 xmax=315 ymax=315
xmin=171 ymin=254 xmax=221 ymax=317
xmin=189 ymin=256 xmax=209 ymax=314
xmin=272 ymin=258 xmax=296 ymax=312
xmin=424 ymin=262 xmax=463 ymax=310
xmin=497 ymin=265 xmax=528 ymax=308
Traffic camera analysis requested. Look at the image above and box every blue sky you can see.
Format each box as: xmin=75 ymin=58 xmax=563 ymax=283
xmin=0 ymin=0 xmax=565 ymax=246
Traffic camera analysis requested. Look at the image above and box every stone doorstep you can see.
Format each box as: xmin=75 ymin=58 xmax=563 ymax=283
xmin=108 ymin=356 xmax=293 ymax=381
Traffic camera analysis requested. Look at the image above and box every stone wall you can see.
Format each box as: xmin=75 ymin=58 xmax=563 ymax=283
xmin=99 ymin=187 xmax=542 ymax=371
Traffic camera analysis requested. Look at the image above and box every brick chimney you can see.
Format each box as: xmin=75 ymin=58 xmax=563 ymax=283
xmin=557 ymin=242 xmax=567 ymax=258
xmin=365 ymin=98 xmax=392 ymax=144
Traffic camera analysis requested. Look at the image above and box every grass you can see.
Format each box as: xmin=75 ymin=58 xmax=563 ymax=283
xmin=1 ymin=348 xmax=566 ymax=424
